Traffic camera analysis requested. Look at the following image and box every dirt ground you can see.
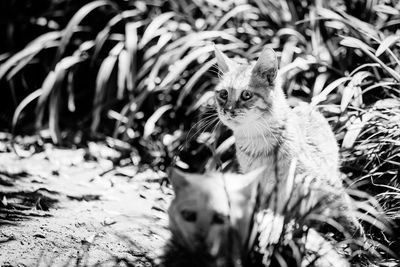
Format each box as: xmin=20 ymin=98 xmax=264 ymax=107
xmin=0 ymin=142 xmax=171 ymax=266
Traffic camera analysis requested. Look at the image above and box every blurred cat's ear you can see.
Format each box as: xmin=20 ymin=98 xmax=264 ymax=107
xmin=214 ymin=44 xmax=232 ymax=73
xmin=231 ymin=167 xmax=264 ymax=197
xmin=242 ymin=167 xmax=264 ymax=195
xmin=251 ymin=47 xmax=278 ymax=84
xmin=168 ymin=167 xmax=189 ymax=192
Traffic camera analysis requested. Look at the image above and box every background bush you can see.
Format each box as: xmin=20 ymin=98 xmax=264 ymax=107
xmin=0 ymin=0 xmax=399 ymax=263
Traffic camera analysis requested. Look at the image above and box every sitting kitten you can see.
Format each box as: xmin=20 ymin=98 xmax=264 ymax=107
xmin=212 ymin=45 xmax=364 ymax=236
xmin=213 ymin=45 xmax=340 ymax=191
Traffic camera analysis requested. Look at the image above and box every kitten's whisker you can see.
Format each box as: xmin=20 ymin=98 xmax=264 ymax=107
xmin=184 ymin=114 xmax=218 ymax=146
xmin=209 ymin=121 xmax=222 ymax=161
xmin=185 ymin=116 xmax=219 ymax=146
xmin=211 ymin=121 xmax=221 ymax=137
xmin=209 ymin=69 xmax=221 ymax=75
xmin=210 ymin=64 xmax=224 ymax=79
xmin=187 ymin=113 xmax=218 ymax=134
xmin=186 ymin=117 xmax=218 ymax=144
xmin=197 ymin=117 xmax=220 ymax=139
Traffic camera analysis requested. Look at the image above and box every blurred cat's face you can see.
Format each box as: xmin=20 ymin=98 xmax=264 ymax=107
xmin=214 ymin=46 xmax=278 ymax=131
xmin=168 ymin=171 xmax=231 ymax=257
xmin=168 ymin=169 xmax=262 ymax=259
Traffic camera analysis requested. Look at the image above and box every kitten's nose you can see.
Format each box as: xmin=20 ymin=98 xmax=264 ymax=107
xmin=223 ymin=104 xmax=235 ymax=115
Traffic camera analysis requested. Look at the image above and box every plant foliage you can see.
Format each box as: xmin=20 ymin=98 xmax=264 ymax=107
xmin=1 ymin=0 xmax=400 ymax=265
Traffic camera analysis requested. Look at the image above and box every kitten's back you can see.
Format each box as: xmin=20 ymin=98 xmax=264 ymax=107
xmin=293 ymin=103 xmax=339 ymax=176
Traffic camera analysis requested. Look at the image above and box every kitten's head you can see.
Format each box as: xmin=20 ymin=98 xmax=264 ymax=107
xmin=168 ymin=168 xmax=263 ymax=259
xmin=214 ymin=45 xmax=279 ymax=131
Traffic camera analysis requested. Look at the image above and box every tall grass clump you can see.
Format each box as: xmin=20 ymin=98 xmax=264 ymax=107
xmin=245 ymin=169 xmax=391 ymax=267
xmin=1 ymin=0 xmax=400 ymax=264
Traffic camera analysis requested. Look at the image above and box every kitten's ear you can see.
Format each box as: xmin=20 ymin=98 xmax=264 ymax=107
xmin=251 ymin=47 xmax=278 ymax=84
xmin=214 ymin=44 xmax=232 ymax=74
xmin=168 ymin=168 xmax=189 ymax=192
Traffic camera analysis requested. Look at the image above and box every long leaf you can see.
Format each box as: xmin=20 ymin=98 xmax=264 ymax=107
xmin=376 ymin=36 xmax=400 ymax=57
xmin=340 ymin=36 xmax=400 ymax=81
xmin=54 ymin=0 xmax=118 ymax=66
xmin=143 ymin=105 xmax=173 ymax=139
xmin=91 ymin=43 xmax=122 ymax=133
xmin=185 ymin=91 xmax=215 ymax=116
xmin=35 ymin=71 xmax=56 ymax=129
xmin=212 ymin=5 xmax=258 ymax=31
xmin=125 ymin=22 xmax=140 ymax=91
xmin=311 ymin=77 xmax=352 ymax=106
xmin=91 ymin=13 xmax=124 ymax=65
xmin=139 ymin=12 xmax=175 ymax=49
xmin=165 ymin=31 xmax=244 ymax=52
xmin=6 ymin=42 xmax=59 ymax=81
xmin=159 ymin=43 xmax=245 ymax=90
xmin=48 ymin=56 xmax=83 ymax=143
xmin=143 ymin=32 xmax=173 ymax=61
xmin=49 ymin=79 xmax=63 ymax=144
xmin=0 ymin=32 xmax=61 ymax=81
xmin=176 ymin=58 xmax=216 ymax=107
xmin=12 ymin=89 xmax=43 ymax=135
xmin=117 ymin=49 xmax=129 ymax=99
xmin=341 ymin=71 xmax=371 ymax=111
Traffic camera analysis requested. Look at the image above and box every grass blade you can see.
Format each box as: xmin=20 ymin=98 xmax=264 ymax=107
xmin=212 ymin=5 xmax=258 ymax=31
xmin=117 ymin=49 xmax=129 ymax=99
xmin=49 ymin=56 xmax=83 ymax=143
xmin=376 ymin=36 xmax=400 ymax=57
xmin=54 ymin=0 xmax=118 ymax=66
xmin=125 ymin=22 xmax=140 ymax=92
xmin=91 ymin=43 xmax=122 ymax=133
xmin=139 ymin=12 xmax=175 ymax=49
xmin=159 ymin=43 xmax=245 ymax=90
xmin=35 ymin=71 xmax=57 ymax=128
xmin=0 ymin=32 xmax=61 ymax=81
xmin=12 ymin=89 xmax=42 ymax=135
xmin=143 ymin=104 xmax=173 ymax=139
xmin=340 ymin=36 xmax=400 ymax=81
xmin=176 ymin=58 xmax=216 ymax=107
xmin=341 ymin=71 xmax=372 ymax=111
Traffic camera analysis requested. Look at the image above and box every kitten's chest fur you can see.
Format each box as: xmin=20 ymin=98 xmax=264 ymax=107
xmin=233 ymin=105 xmax=339 ymax=187
xmin=235 ymin=132 xmax=287 ymax=186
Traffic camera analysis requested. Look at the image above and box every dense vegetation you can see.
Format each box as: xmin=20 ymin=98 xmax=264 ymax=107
xmin=1 ymin=0 xmax=399 ymax=265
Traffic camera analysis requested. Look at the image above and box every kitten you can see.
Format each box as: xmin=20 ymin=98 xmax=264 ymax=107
xmin=164 ymin=168 xmax=350 ymax=267
xmin=212 ymin=46 xmax=366 ymax=237
xmin=213 ymin=45 xmax=341 ymax=194
xmin=164 ymin=168 xmax=263 ymax=267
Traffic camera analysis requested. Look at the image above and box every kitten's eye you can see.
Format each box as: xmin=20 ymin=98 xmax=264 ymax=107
xmin=217 ymin=89 xmax=228 ymax=100
xmin=212 ymin=213 xmax=227 ymax=225
xmin=181 ymin=210 xmax=197 ymax=222
xmin=241 ymin=90 xmax=253 ymax=101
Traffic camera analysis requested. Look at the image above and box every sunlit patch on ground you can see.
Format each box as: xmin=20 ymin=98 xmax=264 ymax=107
xmin=0 ymin=142 xmax=171 ymax=266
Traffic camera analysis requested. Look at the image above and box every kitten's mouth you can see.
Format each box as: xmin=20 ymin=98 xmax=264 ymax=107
xmin=223 ymin=116 xmax=240 ymax=126
xmin=223 ymin=110 xmax=237 ymax=118
xmin=217 ymin=109 xmax=247 ymax=128
xmin=222 ymin=109 xmax=244 ymax=120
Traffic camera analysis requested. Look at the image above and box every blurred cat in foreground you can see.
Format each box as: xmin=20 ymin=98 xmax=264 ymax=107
xmin=162 ymin=167 xmax=352 ymax=267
